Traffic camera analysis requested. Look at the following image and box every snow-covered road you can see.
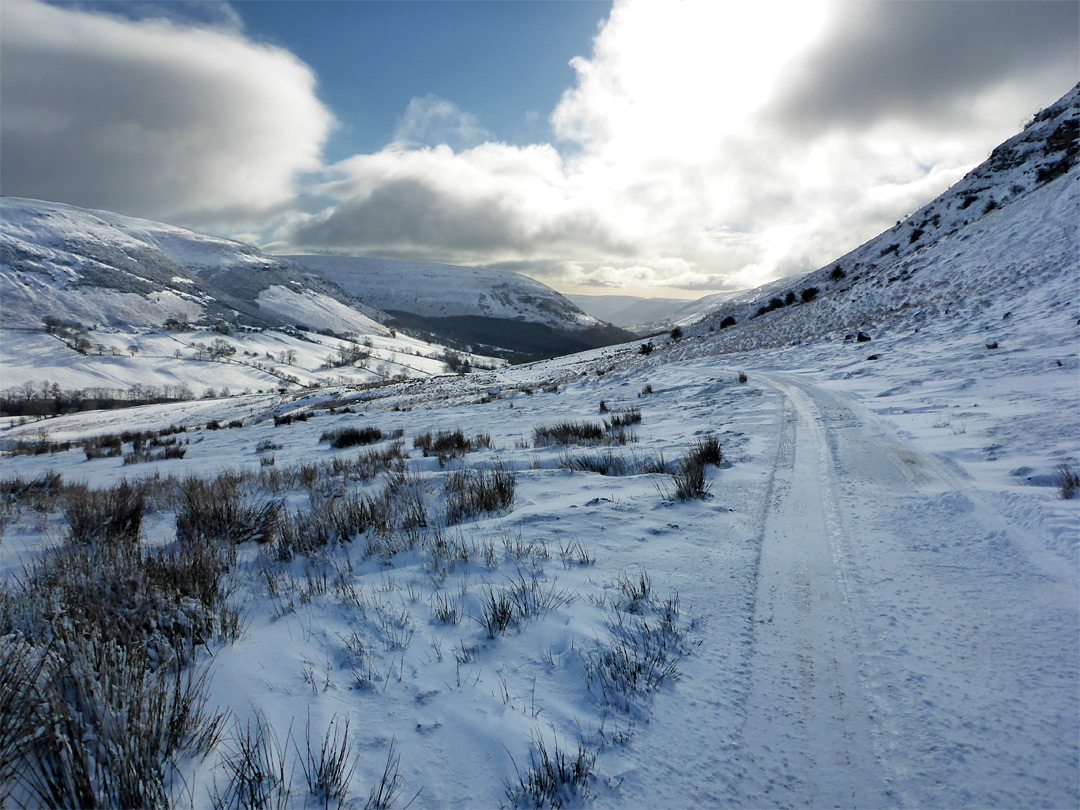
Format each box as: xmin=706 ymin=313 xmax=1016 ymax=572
xmin=601 ymin=369 xmax=1078 ymax=808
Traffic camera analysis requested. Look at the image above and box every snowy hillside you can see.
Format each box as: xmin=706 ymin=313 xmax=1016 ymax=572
xmin=287 ymin=255 xmax=635 ymax=360
xmin=2 ymin=243 xmax=1076 ymax=806
xmin=0 ymin=198 xmax=513 ymax=399
xmin=676 ymin=83 xmax=1080 ymax=343
xmin=0 ymin=197 xmax=388 ymax=333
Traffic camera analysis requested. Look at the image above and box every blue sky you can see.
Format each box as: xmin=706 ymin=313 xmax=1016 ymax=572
xmin=237 ymin=1 xmax=611 ymax=160
xmin=2 ymin=1 xmax=1077 ymax=297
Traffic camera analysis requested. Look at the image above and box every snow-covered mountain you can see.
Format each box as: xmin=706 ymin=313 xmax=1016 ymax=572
xmin=0 ymin=197 xmax=389 ymax=335
xmin=676 ymin=83 xmax=1079 ymax=345
xmin=0 ymin=199 xmax=511 ymax=398
xmin=284 ymin=255 xmax=635 ymax=361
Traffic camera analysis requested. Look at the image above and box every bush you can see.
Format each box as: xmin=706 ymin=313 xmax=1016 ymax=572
xmin=414 ymin=428 xmax=487 ymax=465
xmin=505 ymin=734 xmax=597 ymax=809
xmin=445 ymin=465 xmax=516 ymax=525
xmin=665 ymin=438 xmax=722 ymax=501
xmin=605 ymin=407 xmax=642 ymax=429
xmin=176 ymin=476 xmax=281 ymax=545
xmin=64 ymin=480 xmax=145 ymax=547
xmin=559 ymin=449 xmax=666 ymax=477
xmin=478 ymin=587 xmax=516 ymax=638
xmin=639 ymin=342 xmax=653 ymax=355
xmin=533 ymin=421 xmax=605 ymax=447
xmin=321 ymin=426 xmax=383 ymax=449
xmin=1 ymin=633 xmax=225 ymax=809
xmin=1056 ymin=464 xmax=1079 ymax=500
xmin=671 ymin=456 xmax=710 ymax=501
xmin=670 ymin=327 xmax=683 ymax=340
xmin=800 ymin=287 xmax=819 ymax=302
xmin=830 ymin=266 xmax=846 ymax=281
xmin=687 ymin=435 xmax=723 ymax=467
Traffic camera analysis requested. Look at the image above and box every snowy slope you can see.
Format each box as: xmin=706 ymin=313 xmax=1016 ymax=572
xmin=0 ymin=197 xmax=388 ymax=332
xmin=676 ymin=83 xmax=1080 ymax=337
xmin=3 ymin=270 xmax=1075 ymax=807
xmin=285 ymin=255 xmax=603 ymax=329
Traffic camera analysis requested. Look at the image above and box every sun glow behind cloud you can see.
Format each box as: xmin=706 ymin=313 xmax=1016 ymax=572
xmin=2 ymin=0 xmax=1076 ymax=296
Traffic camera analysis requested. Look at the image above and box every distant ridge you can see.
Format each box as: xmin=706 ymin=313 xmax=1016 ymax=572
xmin=677 ymin=83 xmax=1079 ymax=349
xmin=285 ymin=255 xmax=636 ymax=361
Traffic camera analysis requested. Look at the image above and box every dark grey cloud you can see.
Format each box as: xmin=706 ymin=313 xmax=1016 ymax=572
xmin=0 ymin=0 xmax=332 ymax=226
xmin=287 ymin=175 xmax=637 ymax=261
xmin=766 ymin=1 xmax=1079 ymax=136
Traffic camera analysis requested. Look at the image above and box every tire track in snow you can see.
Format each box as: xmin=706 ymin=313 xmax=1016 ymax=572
xmin=753 ymin=372 xmax=1079 ymax=808
xmin=735 ymin=375 xmax=889 ymax=808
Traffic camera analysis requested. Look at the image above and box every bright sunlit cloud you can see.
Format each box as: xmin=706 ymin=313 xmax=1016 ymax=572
xmin=284 ymin=0 xmax=1075 ymax=294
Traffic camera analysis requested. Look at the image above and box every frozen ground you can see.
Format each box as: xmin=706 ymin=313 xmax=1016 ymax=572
xmin=2 ymin=295 xmax=1076 ymax=807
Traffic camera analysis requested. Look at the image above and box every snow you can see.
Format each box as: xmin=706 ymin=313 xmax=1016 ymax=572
xmin=3 ymin=284 xmax=1076 ymax=805
xmin=255 ymin=284 xmax=390 ymax=337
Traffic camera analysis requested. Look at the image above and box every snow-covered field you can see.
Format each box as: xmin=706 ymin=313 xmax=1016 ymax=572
xmin=0 ymin=324 xmax=501 ymax=401
xmin=2 ymin=295 xmax=1076 ymax=807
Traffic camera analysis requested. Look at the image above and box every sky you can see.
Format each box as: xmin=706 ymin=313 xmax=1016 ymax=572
xmin=1 ymin=0 xmax=1077 ymax=299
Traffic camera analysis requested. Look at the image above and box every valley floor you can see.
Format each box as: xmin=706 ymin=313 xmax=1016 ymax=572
xmin=2 ymin=318 xmax=1077 ymax=808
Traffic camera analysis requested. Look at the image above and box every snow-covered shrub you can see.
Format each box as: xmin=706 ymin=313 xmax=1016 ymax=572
xmin=1 ymin=631 xmax=225 ymax=809
xmin=505 ymin=734 xmax=597 ymax=810
xmin=583 ymin=586 xmax=691 ymax=714
xmin=444 ymin=465 xmax=516 ymax=525
xmin=0 ymin=471 xmax=64 ymax=512
xmin=605 ymin=407 xmax=642 ymax=429
xmin=532 ymin=421 xmax=605 ymax=447
xmin=478 ymin=586 xmax=516 ymax=638
xmin=1056 ymin=464 xmax=1079 ymax=499
xmin=297 ymin=714 xmax=357 ymax=809
xmin=666 ymin=440 xmax=716 ymax=502
xmin=321 ymin=425 xmax=383 ymax=449
xmin=63 ymin=479 xmax=145 ymax=547
xmin=211 ymin=712 xmax=293 ymax=810
xmin=505 ymin=571 xmax=574 ymax=620
xmin=176 ymin=475 xmax=281 ymax=546
xmin=0 ymin=529 xmax=236 ymax=808
xmin=686 ymin=435 xmax=723 ymax=468
xmin=414 ymin=428 xmax=488 ymax=465
xmin=558 ymin=448 xmax=666 ymax=477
